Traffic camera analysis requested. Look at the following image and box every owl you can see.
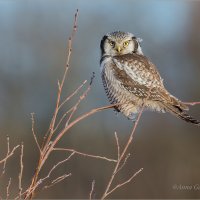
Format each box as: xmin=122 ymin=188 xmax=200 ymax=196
xmin=100 ymin=31 xmax=200 ymax=125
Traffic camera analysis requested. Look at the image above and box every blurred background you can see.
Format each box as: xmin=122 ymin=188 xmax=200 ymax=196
xmin=0 ymin=0 xmax=200 ymax=198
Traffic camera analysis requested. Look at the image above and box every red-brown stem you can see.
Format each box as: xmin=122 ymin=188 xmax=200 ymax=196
xmin=183 ymin=101 xmax=200 ymax=106
xmin=24 ymin=103 xmax=116 ymax=199
xmin=53 ymin=148 xmax=117 ymax=162
xmin=25 ymin=10 xmax=79 ymax=199
xmin=36 ymin=104 xmax=118 ymax=172
xmin=101 ymin=105 xmax=145 ymax=199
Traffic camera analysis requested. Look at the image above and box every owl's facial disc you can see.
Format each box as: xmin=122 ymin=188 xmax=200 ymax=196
xmin=100 ymin=31 xmax=144 ymax=57
xmin=113 ymin=40 xmax=131 ymax=53
xmin=106 ymin=38 xmax=134 ymax=56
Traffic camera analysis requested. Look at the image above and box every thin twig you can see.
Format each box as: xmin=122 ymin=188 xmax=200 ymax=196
xmin=183 ymin=101 xmax=200 ymax=106
xmin=25 ymin=10 xmax=79 ymax=199
xmin=101 ymin=105 xmax=145 ymax=199
xmin=114 ymin=132 xmax=120 ymax=160
xmin=89 ymin=180 xmax=95 ymax=200
xmin=0 ymin=145 xmax=20 ymax=164
xmin=65 ymin=79 xmax=93 ymax=127
xmin=116 ymin=153 xmax=131 ymax=174
xmin=18 ymin=143 xmax=24 ymax=199
xmin=1 ymin=136 xmax=10 ymax=176
xmin=39 ymin=103 xmax=119 ymax=171
xmin=31 ymin=113 xmax=41 ymax=153
xmin=54 ymin=77 xmax=92 ymax=133
xmin=101 ymin=85 xmax=153 ymax=199
xmin=53 ymin=107 xmax=74 ymax=133
xmin=65 ymin=72 xmax=96 ymax=127
xmin=43 ymin=173 xmax=72 ymax=190
xmin=43 ymin=9 xmax=79 ymax=153
xmin=6 ymin=178 xmax=12 ymax=200
xmin=58 ymin=80 xmax=87 ymax=110
xmin=48 ymin=9 xmax=79 ymax=140
xmin=106 ymin=168 xmax=143 ymax=197
xmin=23 ymin=153 xmax=74 ymax=199
xmin=39 ymin=152 xmax=74 ymax=186
xmin=22 ymin=181 xmax=42 ymax=200
xmin=53 ymin=148 xmax=117 ymax=162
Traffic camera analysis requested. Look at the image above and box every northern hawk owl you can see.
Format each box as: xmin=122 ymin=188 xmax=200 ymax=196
xmin=100 ymin=31 xmax=199 ymax=126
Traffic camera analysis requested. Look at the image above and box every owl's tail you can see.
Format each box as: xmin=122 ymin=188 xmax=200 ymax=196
xmin=163 ymin=98 xmax=200 ymax=126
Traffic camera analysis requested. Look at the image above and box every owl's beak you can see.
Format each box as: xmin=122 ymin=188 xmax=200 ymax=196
xmin=116 ymin=46 xmax=121 ymax=53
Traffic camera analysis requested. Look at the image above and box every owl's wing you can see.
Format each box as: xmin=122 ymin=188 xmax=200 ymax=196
xmin=109 ymin=53 xmax=189 ymax=112
xmin=111 ymin=53 xmax=172 ymax=102
xmin=113 ymin=54 xmax=163 ymax=87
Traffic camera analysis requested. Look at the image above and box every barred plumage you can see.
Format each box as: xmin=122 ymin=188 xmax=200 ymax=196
xmin=100 ymin=31 xmax=200 ymax=125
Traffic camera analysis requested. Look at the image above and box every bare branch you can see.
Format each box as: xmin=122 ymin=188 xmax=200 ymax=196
xmin=54 ymin=77 xmax=93 ymax=133
xmin=38 ymin=152 xmax=74 ymax=186
xmin=39 ymin=103 xmax=119 ymax=170
xmin=64 ymin=77 xmax=94 ymax=127
xmin=18 ymin=143 xmax=24 ymax=199
xmin=47 ymin=9 xmax=79 ymax=143
xmin=114 ymin=132 xmax=120 ymax=160
xmin=43 ymin=173 xmax=72 ymax=190
xmin=23 ymin=181 xmax=41 ymax=200
xmin=59 ymin=80 xmax=87 ymax=110
xmin=106 ymin=168 xmax=143 ymax=197
xmin=116 ymin=153 xmax=131 ymax=174
xmin=57 ymin=80 xmax=61 ymax=91
xmin=89 ymin=180 xmax=95 ymax=200
xmin=31 ymin=113 xmax=41 ymax=153
xmin=101 ymin=106 xmax=144 ymax=199
xmin=6 ymin=178 xmax=12 ymax=200
xmin=53 ymin=107 xmax=74 ymax=133
xmin=101 ymin=85 xmax=153 ymax=199
xmin=53 ymin=148 xmax=117 ymax=163
xmin=25 ymin=10 xmax=80 ymax=199
xmin=0 ymin=145 xmax=20 ymax=164
xmin=183 ymin=101 xmax=200 ymax=106
xmin=1 ymin=136 xmax=10 ymax=176
xmin=23 ymin=153 xmax=74 ymax=199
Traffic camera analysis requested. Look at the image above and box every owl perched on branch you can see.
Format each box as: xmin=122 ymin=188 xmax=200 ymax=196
xmin=100 ymin=31 xmax=200 ymax=126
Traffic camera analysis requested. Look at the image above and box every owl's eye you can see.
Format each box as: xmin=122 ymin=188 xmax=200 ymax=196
xmin=109 ymin=41 xmax=115 ymax=47
xmin=123 ymin=41 xmax=129 ymax=47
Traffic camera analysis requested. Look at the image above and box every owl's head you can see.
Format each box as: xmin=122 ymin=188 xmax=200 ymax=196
xmin=100 ymin=31 xmax=143 ymax=57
